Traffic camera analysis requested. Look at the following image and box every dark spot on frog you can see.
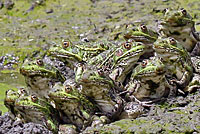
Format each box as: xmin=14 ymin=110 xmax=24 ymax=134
xmin=170 ymin=31 xmax=181 ymax=35
xmin=146 ymin=80 xmax=159 ymax=92
xmin=182 ymin=38 xmax=186 ymax=42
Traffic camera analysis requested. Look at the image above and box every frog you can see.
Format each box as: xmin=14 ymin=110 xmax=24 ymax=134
xmin=88 ymin=41 xmax=146 ymax=84
xmin=48 ymin=40 xmax=110 ymax=69
xmin=75 ymin=63 xmax=124 ymax=119
xmin=4 ymin=89 xmax=20 ymax=117
xmin=14 ymin=94 xmax=59 ymax=133
xmin=153 ymin=37 xmax=193 ymax=91
xmin=125 ymin=57 xmax=172 ymax=101
xmin=157 ymin=8 xmax=200 ymax=55
xmin=48 ymin=81 xmax=97 ymax=130
xmin=20 ymin=58 xmax=65 ymax=99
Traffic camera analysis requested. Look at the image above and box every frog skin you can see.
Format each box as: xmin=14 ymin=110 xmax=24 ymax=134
xmin=75 ymin=63 xmax=123 ymax=119
xmin=48 ymin=82 xmax=97 ymax=130
xmin=153 ymin=37 xmax=193 ymax=90
xmin=20 ymin=58 xmax=65 ymax=99
xmin=184 ymin=56 xmax=200 ymax=92
xmin=4 ymin=89 xmax=20 ymax=117
xmin=88 ymin=41 xmax=146 ymax=84
xmin=48 ymin=40 xmax=109 ymax=69
xmin=158 ymin=8 xmax=200 ymax=54
xmin=125 ymin=57 xmax=172 ymax=101
xmin=14 ymin=94 xmax=58 ymax=133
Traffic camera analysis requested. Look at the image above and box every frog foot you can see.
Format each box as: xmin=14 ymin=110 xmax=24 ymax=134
xmin=129 ymin=95 xmax=153 ymax=107
xmin=91 ymin=115 xmax=110 ymax=128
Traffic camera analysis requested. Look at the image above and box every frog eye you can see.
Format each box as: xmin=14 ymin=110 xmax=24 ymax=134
xmin=97 ymin=69 xmax=104 ymax=76
xmin=19 ymin=88 xmax=26 ymax=94
xmin=163 ymin=8 xmax=169 ymax=14
xmin=169 ymin=37 xmax=176 ymax=45
xmin=36 ymin=59 xmax=43 ymax=66
xmin=58 ymin=62 xmax=64 ymax=68
xmin=77 ymin=63 xmax=83 ymax=67
xmin=31 ymin=94 xmax=38 ymax=102
xmin=142 ymin=60 xmax=148 ymax=67
xmin=123 ymin=42 xmax=132 ymax=50
xmin=140 ymin=24 xmax=147 ymax=32
xmin=65 ymin=85 xmax=72 ymax=93
xmin=62 ymin=41 xmax=70 ymax=48
xmin=180 ymin=8 xmax=187 ymax=15
xmin=115 ymin=49 xmax=124 ymax=57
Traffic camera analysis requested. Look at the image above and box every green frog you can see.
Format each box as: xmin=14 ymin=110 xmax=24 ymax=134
xmin=20 ymin=58 xmax=64 ymax=99
xmin=14 ymin=94 xmax=59 ymax=133
xmin=4 ymin=89 xmax=20 ymax=117
xmin=88 ymin=41 xmax=146 ymax=84
xmin=125 ymin=57 xmax=172 ymax=101
xmin=48 ymin=40 xmax=110 ymax=69
xmin=48 ymin=81 xmax=97 ymax=130
xmin=75 ymin=63 xmax=123 ymax=119
xmin=153 ymin=37 xmax=193 ymax=90
xmin=158 ymin=8 xmax=200 ymax=55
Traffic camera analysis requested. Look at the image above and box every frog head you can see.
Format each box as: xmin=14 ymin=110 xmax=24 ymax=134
xmin=153 ymin=37 xmax=188 ymax=61
xmin=75 ymin=63 xmax=115 ymax=87
xmin=48 ymin=40 xmax=83 ymax=68
xmin=48 ymin=82 xmax=79 ymax=102
xmin=124 ymin=24 xmax=158 ymax=43
xmin=162 ymin=8 xmax=194 ymax=26
xmin=20 ymin=58 xmax=65 ymax=81
xmin=132 ymin=58 xmax=166 ymax=79
xmin=4 ymin=89 xmax=20 ymax=116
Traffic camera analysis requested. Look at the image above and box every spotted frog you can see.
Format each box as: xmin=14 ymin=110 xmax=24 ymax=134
xmin=125 ymin=57 xmax=172 ymax=101
xmin=153 ymin=37 xmax=193 ymax=90
xmin=20 ymin=58 xmax=64 ymax=99
xmin=48 ymin=81 xmax=97 ymax=130
xmin=4 ymin=89 xmax=20 ymax=117
xmin=75 ymin=63 xmax=123 ymax=119
xmin=14 ymin=94 xmax=58 ymax=133
xmin=158 ymin=8 xmax=200 ymax=55
xmin=88 ymin=41 xmax=146 ymax=84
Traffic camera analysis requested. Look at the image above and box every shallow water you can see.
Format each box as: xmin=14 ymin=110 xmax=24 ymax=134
xmin=0 ymin=71 xmax=25 ymax=114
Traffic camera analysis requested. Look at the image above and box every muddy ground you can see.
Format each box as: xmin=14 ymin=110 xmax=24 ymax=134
xmin=0 ymin=0 xmax=200 ymax=133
